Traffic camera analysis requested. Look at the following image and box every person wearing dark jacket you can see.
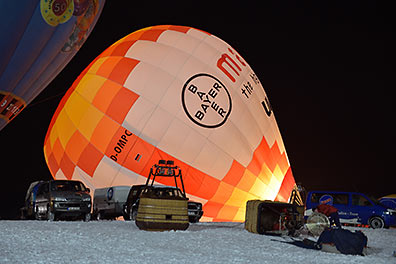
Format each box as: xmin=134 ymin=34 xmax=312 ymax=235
xmin=314 ymin=203 xmax=342 ymax=228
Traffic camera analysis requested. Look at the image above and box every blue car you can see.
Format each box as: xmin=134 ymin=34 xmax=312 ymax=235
xmin=305 ymin=191 xmax=396 ymax=229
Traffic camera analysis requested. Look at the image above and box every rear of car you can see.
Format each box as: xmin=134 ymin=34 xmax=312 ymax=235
xmin=305 ymin=191 xmax=396 ymax=228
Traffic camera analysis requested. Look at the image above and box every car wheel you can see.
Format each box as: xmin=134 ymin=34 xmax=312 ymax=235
xmin=369 ymin=216 xmax=384 ymax=229
xmin=123 ymin=210 xmax=131 ymax=221
xmin=96 ymin=211 xmax=103 ymax=221
xmin=189 ymin=216 xmax=198 ymax=223
xmin=47 ymin=206 xmax=55 ymax=221
xmin=83 ymin=213 xmax=91 ymax=222
xmin=131 ymin=208 xmax=137 ymax=221
xmin=35 ymin=207 xmax=41 ymax=220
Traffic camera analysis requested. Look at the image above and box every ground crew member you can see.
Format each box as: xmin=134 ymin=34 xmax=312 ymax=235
xmin=314 ymin=204 xmax=342 ymax=228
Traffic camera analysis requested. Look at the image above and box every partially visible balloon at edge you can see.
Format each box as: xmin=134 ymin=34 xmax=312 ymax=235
xmin=0 ymin=0 xmax=105 ymax=130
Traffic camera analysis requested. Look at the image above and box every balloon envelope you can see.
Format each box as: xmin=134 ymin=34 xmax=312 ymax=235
xmin=44 ymin=25 xmax=296 ymax=222
xmin=0 ymin=0 xmax=105 ymax=130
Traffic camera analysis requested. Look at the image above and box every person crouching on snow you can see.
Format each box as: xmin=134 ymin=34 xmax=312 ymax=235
xmin=314 ymin=204 xmax=342 ymax=228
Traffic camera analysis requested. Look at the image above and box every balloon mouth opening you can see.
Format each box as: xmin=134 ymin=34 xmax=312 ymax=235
xmin=0 ymin=92 xmax=26 ymax=122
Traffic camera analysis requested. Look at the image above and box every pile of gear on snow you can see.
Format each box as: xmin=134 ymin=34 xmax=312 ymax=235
xmin=244 ymin=188 xmax=368 ymax=256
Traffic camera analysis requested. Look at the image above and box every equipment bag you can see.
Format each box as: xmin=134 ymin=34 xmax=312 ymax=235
xmin=317 ymin=228 xmax=368 ymax=255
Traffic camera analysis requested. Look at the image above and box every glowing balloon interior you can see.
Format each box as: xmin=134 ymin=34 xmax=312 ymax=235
xmin=0 ymin=0 xmax=105 ymax=130
xmin=44 ymin=25 xmax=296 ymax=222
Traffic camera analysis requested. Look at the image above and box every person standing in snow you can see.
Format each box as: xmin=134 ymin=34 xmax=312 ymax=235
xmin=314 ymin=204 xmax=342 ymax=228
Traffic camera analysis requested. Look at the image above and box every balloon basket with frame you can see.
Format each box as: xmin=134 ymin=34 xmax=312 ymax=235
xmin=135 ymin=160 xmax=189 ymax=231
xmin=245 ymin=200 xmax=304 ymax=236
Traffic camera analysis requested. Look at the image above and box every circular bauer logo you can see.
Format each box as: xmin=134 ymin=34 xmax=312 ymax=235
xmin=182 ymin=73 xmax=232 ymax=128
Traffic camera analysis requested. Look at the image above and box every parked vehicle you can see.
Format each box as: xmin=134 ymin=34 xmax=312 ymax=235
xmin=188 ymin=201 xmax=204 ymax=223
xmin=92 ymin=186 xmax=131 ymax=220
xmin=122 ymin=184 xmax=203 ymax=223
xmin=305 ymin=191 xmax=396 ymax=228
xmin=20 ymin=181 xmax=44 ymax=219
xmin=21 ymin=180 xmax=92 ymax=221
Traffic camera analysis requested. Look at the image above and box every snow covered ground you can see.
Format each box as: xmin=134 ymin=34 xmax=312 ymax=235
xmin=1 ymin=220 xmax=395 ymax=264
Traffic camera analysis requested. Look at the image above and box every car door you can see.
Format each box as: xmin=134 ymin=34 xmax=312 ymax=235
xmin=325 ymin=193 xmax=350 ymax=223
xmin=129 ymin=186 xmax=143 ymax=212
xmin=350 ymin=194 xmax=375 ymax=225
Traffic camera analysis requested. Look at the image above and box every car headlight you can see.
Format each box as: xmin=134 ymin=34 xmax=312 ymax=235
xmin=53 ymin=197 xmax=67 ymax=202
xmin=385 ymin=210 xmax=395 ymax=215
xmin=83 ymin=197 xmax=91 ymax=202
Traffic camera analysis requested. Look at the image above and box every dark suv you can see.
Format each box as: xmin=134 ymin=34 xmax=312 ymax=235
xmin=21 ymin=180 xmax=92 ymax=221
xmin=123 ymin=185 xmax=203 ymax=223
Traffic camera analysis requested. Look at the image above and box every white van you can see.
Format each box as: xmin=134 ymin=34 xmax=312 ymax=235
xmin=93 ymin=186 xmax=131 ymax=220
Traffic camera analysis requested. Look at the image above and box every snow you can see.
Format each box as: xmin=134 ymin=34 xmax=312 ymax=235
xmin=1 ymin=221 xmax=395 ymax=264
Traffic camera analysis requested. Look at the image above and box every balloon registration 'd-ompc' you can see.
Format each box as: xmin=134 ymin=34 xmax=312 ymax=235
xmin=43 ymin=25 xmax=296 ymax=222
xmin=0 ymin=0 xmax=105 ymax=130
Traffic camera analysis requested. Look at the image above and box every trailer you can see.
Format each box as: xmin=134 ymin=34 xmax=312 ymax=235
xmin=93 ymin=186 xmax=131 ymax=220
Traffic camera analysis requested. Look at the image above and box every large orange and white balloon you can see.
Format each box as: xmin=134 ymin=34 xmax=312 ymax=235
xmin=44 ymin=25 xmax=295 ymax=222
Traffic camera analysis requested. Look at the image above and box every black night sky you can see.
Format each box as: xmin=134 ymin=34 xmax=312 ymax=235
xmin=0 ymin=1 xmax=394 ymax=219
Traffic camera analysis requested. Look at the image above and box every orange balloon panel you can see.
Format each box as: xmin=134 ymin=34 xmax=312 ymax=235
xmin=44 ymin=25 xmax=295 ymax=222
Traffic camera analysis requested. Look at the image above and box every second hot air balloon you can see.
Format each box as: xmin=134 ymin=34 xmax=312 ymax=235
xmin=0 ymin=0 xmax=105 ymax=130
xmin=43 ymin=25 xmax=296 ymax=222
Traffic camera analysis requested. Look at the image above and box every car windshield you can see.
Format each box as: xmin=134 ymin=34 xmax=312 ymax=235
xmin=51 ymin=181 xmax=86 ymax=192
xmin=141 ymin=186 xmax=185 ymax=198
xmin=367 ymin=195 xmax=383 ymax=206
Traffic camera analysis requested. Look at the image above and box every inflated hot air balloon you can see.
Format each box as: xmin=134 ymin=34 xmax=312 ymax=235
xmin=0 ymin=0 xmax=105 ymax=130
xmin=44 ymin=25 xmax=296 ymax=222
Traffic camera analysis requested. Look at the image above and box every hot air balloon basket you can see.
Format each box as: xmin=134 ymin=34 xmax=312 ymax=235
xmin=245 ymin=200 xmax=303 ymax=235
xmin=136 ymin=197 xmax=189 ymax=231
